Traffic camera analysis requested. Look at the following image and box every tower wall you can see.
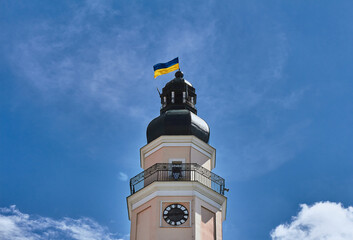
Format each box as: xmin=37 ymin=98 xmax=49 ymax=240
xmin=140 ymin=136 xmax=216 ymax=171
xmin=143 ymin=146 xmax=212 ymax=170
xmin=129 ymin=191 xmax=224 ymax=240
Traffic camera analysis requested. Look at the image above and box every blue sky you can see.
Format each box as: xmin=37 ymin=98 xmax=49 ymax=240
xmin=1 ymin=0 xmax=353 ymax=239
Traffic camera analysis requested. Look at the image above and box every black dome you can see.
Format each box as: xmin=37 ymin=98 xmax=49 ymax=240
xmin=146 ymin=71 xmax=210 ymax=143
xmin=147 ymin=109 xmax=210 ymax=143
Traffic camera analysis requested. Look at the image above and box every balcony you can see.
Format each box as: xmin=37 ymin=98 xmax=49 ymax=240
xmin=129 ymin=163 xmax=226 ymax=195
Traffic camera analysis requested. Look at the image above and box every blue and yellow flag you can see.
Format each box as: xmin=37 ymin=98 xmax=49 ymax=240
xmin=153 ymin=57 xmax=179 ymax=78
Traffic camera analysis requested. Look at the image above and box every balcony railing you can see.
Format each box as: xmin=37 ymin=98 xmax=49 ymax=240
xmin=129 ymin=163 xmax=225 ymax=195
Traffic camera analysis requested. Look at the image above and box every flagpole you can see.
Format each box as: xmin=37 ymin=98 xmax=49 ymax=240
xmin=177 ymin=56 xmax=181 ymax=72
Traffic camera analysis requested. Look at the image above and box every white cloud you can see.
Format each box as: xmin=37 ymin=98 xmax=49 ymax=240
xmin=118 ymin=172 xmax=128 ymax=181
xmin=271 ymin=202 xmax=353 ymax=240
xmin=0 ymin=205 xmax=128 ymax=240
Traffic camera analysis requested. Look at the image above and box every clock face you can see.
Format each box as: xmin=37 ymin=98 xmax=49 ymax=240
xmin=163 ymin=204 xmax=189 ymax=226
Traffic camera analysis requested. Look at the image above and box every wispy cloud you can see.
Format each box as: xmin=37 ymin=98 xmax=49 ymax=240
xmin=6 ymin=0 xmax=216 ymax=121
xmin=0 ymin=205 xmax=128 ymax=240
xmin=271 ymin=202 xmax=353 ymax=240
xmin=203 ymin=27 xmax=309 ymax=179
xmin=223 ymin=120 xmax=309 ymax=180
xmin=118 ymin=172 xmax=128 ymax=182
xmin=9 ymin=2 xmax=148 ymax=114
xmin=5 ymin=0 xmax=308 ymax=179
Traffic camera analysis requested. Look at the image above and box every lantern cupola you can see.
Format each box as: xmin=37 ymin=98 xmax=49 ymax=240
xmin=146 ymin=71 xmax=210 ymax=143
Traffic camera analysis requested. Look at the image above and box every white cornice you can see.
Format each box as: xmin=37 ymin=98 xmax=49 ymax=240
xmin=126 ymin=181 xmax=227 ymax=222
xmin=140 ymin=136 xmax=216 ymax=169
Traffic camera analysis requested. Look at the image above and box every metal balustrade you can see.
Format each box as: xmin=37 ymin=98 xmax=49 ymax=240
xmin=129 ymin=163 xmax=225 ymax=195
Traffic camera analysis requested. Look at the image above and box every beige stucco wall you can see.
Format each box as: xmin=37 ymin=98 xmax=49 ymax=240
xmin=130 ymin=195 xmax=223 ymax=240
xmin=201 ymin=206 xmax=215 ymax=240
xmin=144 ymin=146 xmax=190 ymax=169
xmin=191 ymin=147 xmax=211 ymax=170
xmin=130 ymin=196 xmax=194 ymax=240
xmin=194 ymin=197 xmax=223 ymax=240
xmin=135 ymin=206 xmax=151 ymax=239
xmin=143 ymin=146 xmax=211 ymax=170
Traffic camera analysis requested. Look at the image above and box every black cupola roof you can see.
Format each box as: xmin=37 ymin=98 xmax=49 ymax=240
xmin=146 ymin=71 xmax=210 ymax=143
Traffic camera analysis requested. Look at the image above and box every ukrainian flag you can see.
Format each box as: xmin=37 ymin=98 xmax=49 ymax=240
xmin=153 ymin=57 xmax=179 ymax=78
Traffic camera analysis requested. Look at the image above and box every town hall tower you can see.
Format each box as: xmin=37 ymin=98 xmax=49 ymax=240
xmin=127 ymin=71 xmax=227 ymax=240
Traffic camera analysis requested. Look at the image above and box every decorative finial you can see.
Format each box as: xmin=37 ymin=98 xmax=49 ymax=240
xmin=175 ymin=70 xmax=184 ymax=78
